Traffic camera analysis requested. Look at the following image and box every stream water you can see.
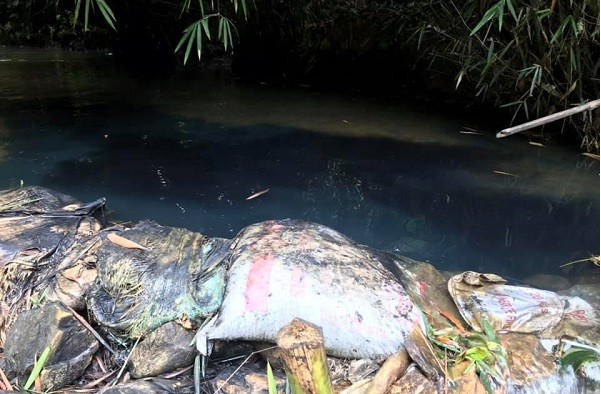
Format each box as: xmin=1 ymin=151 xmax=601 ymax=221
xmin=0 ymin=47 xmax=598 ymax=282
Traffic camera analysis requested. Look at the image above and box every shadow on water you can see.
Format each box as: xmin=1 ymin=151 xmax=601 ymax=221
xmin=0 ymin=47 xmax=598 ymax=282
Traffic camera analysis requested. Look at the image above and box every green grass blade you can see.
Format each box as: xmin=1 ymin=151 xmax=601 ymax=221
xmin=24 ymin=347 xmax=51 ymax=391
xmin=267 ymin=362 xmax=277 ymax=394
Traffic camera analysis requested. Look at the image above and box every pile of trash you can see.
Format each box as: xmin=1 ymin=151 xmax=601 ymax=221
xmin=0 ymin=186 xmax=598 ymax=393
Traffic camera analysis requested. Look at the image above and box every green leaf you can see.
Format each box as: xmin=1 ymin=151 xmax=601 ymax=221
xmin=24 ymin=347 xmax=51 ymax=391
xmin=267 ymin=362 xmax=277 ymax=394
xmin=96 ymin=0 xmax=116 ymax=30
xmin=506 ymin=0 xmax=517 ymax=22
xmin=73 ymin=0 xmax=82 ymax=27
xmin=200 ymin=19 xmax=211 ymax=39
xmin=471 ymin=3 xmax=500 ymax=36
xmin=196 ymin=23 xmax=202 ymax=60
xmin=561 ymin=348 xmax=600 ymax=372
xmin=241 ymin=0 xmax=248 ymax=19
xmin=84 ymin=0 xmax=90 ymax=30
xmin=184 ymin=24 xmax=196 ymax=65
xmin=174 ymin=23 xmax=195 ymax=53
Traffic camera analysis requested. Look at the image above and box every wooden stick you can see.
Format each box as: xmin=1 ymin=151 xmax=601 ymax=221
xmin=496 ymin=99 xmax=600 ymax=138
xmin=276 ymin=318 xmax=333 ymax=394
xmin=366 ymin=350 xmax=410 ymax=394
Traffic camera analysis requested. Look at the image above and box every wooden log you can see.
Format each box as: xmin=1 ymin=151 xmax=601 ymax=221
xmin=496 ymin=99 xmax=600 ymax=138
xmin=276 ymin=318 xmax=333 ymax=394
xmin=366 ymin=350 xmax=410 ymax=394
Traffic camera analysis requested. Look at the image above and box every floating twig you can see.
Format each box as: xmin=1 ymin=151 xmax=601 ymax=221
xmin=493 ymin=170 xmax=519 ymax=178
xmin=246 ymin=188 xmax=270 ymax=201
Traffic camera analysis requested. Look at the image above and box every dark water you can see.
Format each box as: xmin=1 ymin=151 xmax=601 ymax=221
xmin=0 ymin=47 xmax=598 ymax=281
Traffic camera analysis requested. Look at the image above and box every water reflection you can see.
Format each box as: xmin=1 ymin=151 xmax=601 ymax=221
xmin=0 ymin=47 xmax=598 ymax=283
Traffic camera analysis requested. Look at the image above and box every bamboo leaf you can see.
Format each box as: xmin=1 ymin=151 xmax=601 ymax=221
xmin=241 ymin=0 xmax=248 ymax=19
xmin=506 ymin=0 xmax=517 ymax=22
xmin=201 ymin=19 xmax=211 ymax=39
xmin=184 ymin=27 xmax=195 ymax=65
xmin=174 ymin=23 xmax=195 ymax=52
xmin=84 ymin=0 xmax=90 ymax=30
xmin=471 ymin=3 xmax=500 ymax=36
xmin=196 ymin=24 xmax=202 ymax=60
xmin=73 ymin=0 xmax=82 ymax=27
xmin=96 ymin=0 xmax=116 ymax=30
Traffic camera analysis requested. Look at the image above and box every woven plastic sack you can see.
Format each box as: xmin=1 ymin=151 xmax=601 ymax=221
xmin=196 ymin=219 xmax=424 ymax=359
xmin=448 ymin=271 xmax=599 ymax=346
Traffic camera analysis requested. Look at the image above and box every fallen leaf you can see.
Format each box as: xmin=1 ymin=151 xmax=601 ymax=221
xmin=582 ymin=152 xmax=600 ymax=160
xmin=493 ymin=170 xmax=519 ymax=178
xmin=62 ymin=203 xmax=81 ymax=211
xmin=107 ymin=233 xmax=148 ymax=251
xmin=246 ymin=188 xmax=270 ymax=200
xmin=342 ymin=120 xmax=350 ymax=124
xmin=438 ymin=308 xmax=468 ymax=335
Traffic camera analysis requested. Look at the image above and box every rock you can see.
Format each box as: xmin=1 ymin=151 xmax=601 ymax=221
xmin=388 ymin=364 xmax=439 ymax=393
xmin=209 ymin=364 xmax=287 ymax=394
xmin=522 ymin=274 xmax=571 ymax=291
xmin=98 ymin=377 xmax=193 ymax=393
xmin=3 ymin=302 xmax=99 ymax=391
xmin=128 ymin=322 xmax=197 ymax=378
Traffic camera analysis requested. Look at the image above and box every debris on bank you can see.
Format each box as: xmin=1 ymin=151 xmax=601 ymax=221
xmin=0 ymin=186 xmax=598 ymax=393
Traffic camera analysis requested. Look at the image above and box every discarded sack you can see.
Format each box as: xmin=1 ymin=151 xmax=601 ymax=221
xmin=448 ymin=271 xmax=600 ymax=347
xmin=88 ymin=220 xmax=231 ymax=337
xmin=197 ymin=219 xmax=424 ymax=359
xmin=0 ymin=186 xmax=104 ymax=346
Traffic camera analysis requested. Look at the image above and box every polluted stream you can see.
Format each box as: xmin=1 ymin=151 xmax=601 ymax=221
xmin=0 ymin=47 xmax=597 ymax=283
xmin=0 ymin=47 xmax=599 ymax=393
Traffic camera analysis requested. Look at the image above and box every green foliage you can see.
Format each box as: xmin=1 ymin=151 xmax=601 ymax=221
xmin=266 ymin=362 xmax=277 ymax=394
xmin=401 ymin=0 xmax=600 ymax=150
xmin=175 ymin=0 xmax=247 ymax=64
xmin=560 ymin=347 xmax=600 ymax=374
xmin=424 ymin=316 xmax=508 ymax=394
xmin=23 ymin=347 xmax=51 ymax=391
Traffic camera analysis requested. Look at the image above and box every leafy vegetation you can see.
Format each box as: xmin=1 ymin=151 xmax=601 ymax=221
xmin=399 ymin=0 xmax=600 ymax=150
xmin=424 ymin=315 xmax=508 ymax=393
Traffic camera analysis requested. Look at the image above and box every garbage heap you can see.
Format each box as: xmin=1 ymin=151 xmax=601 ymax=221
xmin=0 ymin=186 xmax=598 ymax=393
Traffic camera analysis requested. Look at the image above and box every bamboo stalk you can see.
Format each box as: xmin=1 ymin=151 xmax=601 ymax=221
xmin=496 ymin=99 xmax=600 ymax=138
xmin=276 ymin=318 xmax=333 ymax=394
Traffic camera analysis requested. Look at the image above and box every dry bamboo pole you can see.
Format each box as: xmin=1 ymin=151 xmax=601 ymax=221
xmin=366 ymin=350 xmax=410 ymax=394
xmin=496 ymin=99 xmax=600 ymax=138
xmin=276 ymin=318 xmax=333 ymax=394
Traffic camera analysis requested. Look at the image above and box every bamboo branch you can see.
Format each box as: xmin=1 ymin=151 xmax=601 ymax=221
xmin=496 ymin=99 xmax=600 ymax=138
